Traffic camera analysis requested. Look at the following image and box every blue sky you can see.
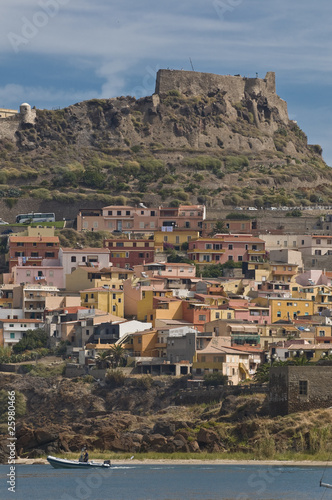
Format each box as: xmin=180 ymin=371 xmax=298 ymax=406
xmin=1 ymin=0 xmax=331 ymax=165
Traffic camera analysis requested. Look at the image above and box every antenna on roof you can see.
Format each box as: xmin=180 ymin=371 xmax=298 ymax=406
xmin=189 ymin=58 xmax=195 ymax=72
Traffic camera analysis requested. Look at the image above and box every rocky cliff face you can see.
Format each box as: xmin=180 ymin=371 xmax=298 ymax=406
xmin=1 ymin=371 xmax=331 ymax=461
xmin=0 ymin=70 xmax=330 ymax=210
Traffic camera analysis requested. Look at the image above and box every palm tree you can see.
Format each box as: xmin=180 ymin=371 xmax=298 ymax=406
xmin=95 ymin=350 xmax=113 ymax=369
xmin=109 ymin=344 xmax=126 ymax=368
xmin=209 ymin=220 xmax=229 ymax=236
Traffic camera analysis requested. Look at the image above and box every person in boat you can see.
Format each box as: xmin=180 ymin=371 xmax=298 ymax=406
xmin=79 ymin=446 xmax=89 ymax=463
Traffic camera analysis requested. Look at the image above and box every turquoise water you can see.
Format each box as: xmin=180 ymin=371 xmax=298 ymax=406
xmin=0 ymin=463 xmax=331 ymax=500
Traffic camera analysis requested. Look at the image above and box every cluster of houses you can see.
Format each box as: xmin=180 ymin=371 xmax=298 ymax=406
xmin=1 ymin=203 xmax=332 ymax=386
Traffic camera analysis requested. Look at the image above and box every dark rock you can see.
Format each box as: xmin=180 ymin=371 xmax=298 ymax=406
xmin=153 ymin=421 xmax=176 ymax=436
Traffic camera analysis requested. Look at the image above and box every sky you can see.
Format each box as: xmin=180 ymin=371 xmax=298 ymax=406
xmin=0 ymin=0 xmax=331 ymax=165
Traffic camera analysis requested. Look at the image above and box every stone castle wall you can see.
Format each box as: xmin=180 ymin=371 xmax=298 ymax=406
xmin=269 ymin=365 xmax=332 ymax=416
xmin=155 ymin=69 xmax=289 ymax=123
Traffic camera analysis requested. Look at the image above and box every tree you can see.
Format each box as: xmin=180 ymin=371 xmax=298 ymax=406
xmin=109 ymin=344 xmax=126 ymax=368
xmin=13 ymin=328 xmax=48 ymax=353
xmin=203 ymin=372 xmax=228 ymax=386
xmin=209 ymin=220 xmax=229 ymax=236
xmin=253 ymin=363 xmax=270 ymax=383
xmin=95 ymin=350 xmax=113 ymax=369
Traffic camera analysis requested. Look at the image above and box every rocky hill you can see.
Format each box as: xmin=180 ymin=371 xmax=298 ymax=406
xmin=0 ymin=70 xmax=331 ymax=214
xmin=1 ymin=370 xmax=332 ymax=462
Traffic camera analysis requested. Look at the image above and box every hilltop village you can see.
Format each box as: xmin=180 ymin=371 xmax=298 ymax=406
xmin=1 ymin=203 xmax=332 ymax=394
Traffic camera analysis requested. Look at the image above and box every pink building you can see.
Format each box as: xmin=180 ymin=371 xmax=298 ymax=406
xmin=188 ymin=234 xmax=266 ymax=264
xmin=77 ymin=204 xmax=206 ymax=234
xmin=12 ymin=263 xmax=64 ymax=289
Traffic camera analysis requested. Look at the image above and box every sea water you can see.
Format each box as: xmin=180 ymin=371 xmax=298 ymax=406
xmin=0 ymin=463 xmax=331 ymax=500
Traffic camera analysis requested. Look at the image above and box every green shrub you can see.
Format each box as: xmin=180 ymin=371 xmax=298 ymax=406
xmin=203 ymin=373 xmax=228 ymax=386
xmin=105 ymin=369 xmax=126 ymax=387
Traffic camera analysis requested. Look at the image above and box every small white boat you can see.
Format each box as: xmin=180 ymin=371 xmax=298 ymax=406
xmin=47 ymin=455 xmax=111 ymax=469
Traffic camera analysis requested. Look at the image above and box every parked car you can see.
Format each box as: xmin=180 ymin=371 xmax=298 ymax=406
xmin=248 ymin=207 xmax=258 ymax=211
xmin=0 ymin=219 xmax=9 ymax=225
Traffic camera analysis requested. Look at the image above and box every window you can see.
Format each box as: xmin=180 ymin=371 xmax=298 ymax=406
xmin=117 ymin=210 xmax=121 ymax=215
xmin=316 ymin=239 xmax=321 ymax=244
xmin=126 ymin=211 xmax=130 ymax=215
xmin=198 ymin=315 xmax=206 ymax=321
xmin=10 ymin=333 xmax=15 ymax=339
xmin=26 ymin=271 xmax=31 ymax=277
xmin=151 ymin=210 xmax=155 ymax=216
xmin=31 ymin=252 xmax=39 ymax=257
xmin=319 ymin=330 xmax=325 ymax=337
xmin=238 ymin=256 xmax=242 ymax=261
xmin=45 ymin=252 xmax=54 ymax=258
xmin=228 ymin=244 xmax=233 ymax=250
xmin=139 ymin=253 xmax=144 ymax=258
xmin=112 ymin=305 xmax=116 ymax=312
xmin=299 ymin=380 xmax=308 ymax=395
xmin=108 ymin=211 xmax=112 ymax=215
xmin=277 ymin=311 xmax=281 ymax=317
xmin=71 ymin=256 xmax=76 ymax=262
xmin=228 ymin=256 xmax=233 ymax=261
xmin=113 ymin=293 xmax=116 ymax=299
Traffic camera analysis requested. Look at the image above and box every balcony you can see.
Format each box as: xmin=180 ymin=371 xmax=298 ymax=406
xmin=247 ymin=249 xmax=265 ymax=255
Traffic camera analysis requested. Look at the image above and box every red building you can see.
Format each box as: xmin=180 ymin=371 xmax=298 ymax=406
xmin=8 ymin=236 xmax=60 ymax=271
xmin=182 ymin=301 xmax=212 ymax=332
xmin=104 ymin=239 xmax=155 ymax=268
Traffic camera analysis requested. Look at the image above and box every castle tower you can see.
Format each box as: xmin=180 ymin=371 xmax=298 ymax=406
xmin=20 ymin=102 xmax=36 ymax=124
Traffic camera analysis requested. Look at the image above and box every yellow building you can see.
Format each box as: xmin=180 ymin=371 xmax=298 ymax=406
xmin=270 ymin=263 xmax=298 ymax=282
xmin=123 ymin=278 xmax=172 ymax=322
xmin=269 ymin=297 xmax=314 ymax=323
xmin=210 ymin=308 xmax=235 ymax=322
xmin=153 ymin=297 xmax=184 ymax=325
xmin=291 ymin=284 xmax=332 ymax=313
xmin=66 ymin=266 xmax=133 ymax=293
xmin=154 ymin=229 xmax=199 ymax=253
xmin=122 ymin=329 xmax=159 ymax=358
xmin=80 ymin=287 xmax=124 ymax=317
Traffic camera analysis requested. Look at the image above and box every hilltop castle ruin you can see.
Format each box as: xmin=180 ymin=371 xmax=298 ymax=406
xmin=155 ymin=69 xmax=289 ymax=125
